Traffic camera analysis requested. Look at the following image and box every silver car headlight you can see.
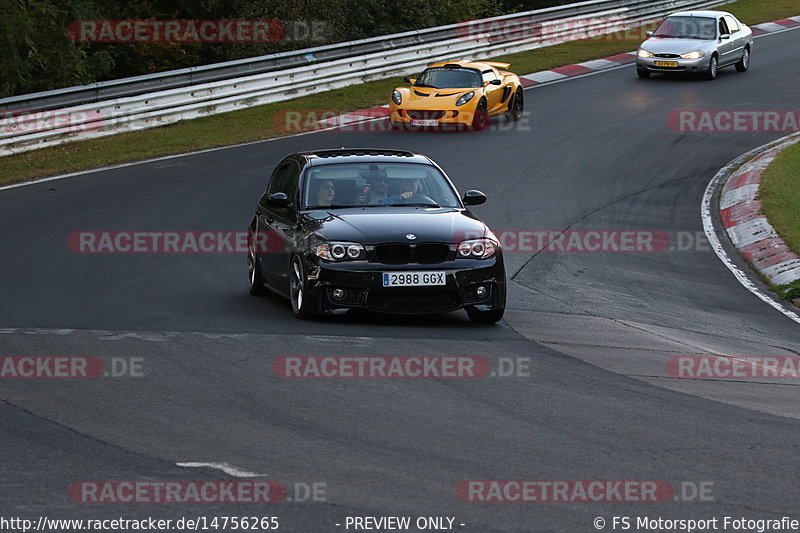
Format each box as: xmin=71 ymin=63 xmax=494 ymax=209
xmin=392 ymin=90 xmax=402 ymax=105
xmin=314 ymin=242 xmax=366 ymax=261
xmin=637 ymin=49 xmax=654 ymax=58
xmin=680 ymin=50 xmax=705 ymax=59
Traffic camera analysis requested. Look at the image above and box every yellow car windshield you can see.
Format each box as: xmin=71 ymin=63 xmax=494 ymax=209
xmin=414 ymin=68 xmax=482 ymax=89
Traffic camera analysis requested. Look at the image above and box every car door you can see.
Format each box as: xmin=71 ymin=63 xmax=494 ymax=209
xmin=724 ymin=15 xmax=747 ymax=63
xmin=257 ymin=157 xmax=301 ymax=293
xmin=716 ymin=16 xmax=737 ymax=66
xmin=481 ymin=69 xmax=504 ymax=115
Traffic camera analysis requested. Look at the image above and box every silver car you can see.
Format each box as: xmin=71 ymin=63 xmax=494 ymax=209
xmin=636 ymin=10 xmax=753 ymax=80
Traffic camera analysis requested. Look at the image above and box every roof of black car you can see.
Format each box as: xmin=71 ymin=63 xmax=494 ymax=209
xmin=300 ymin=149 xmax=433 ymax=166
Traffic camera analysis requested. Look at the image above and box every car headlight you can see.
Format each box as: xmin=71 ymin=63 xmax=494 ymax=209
xmin=637 ymin=49 xmax=654 ymax=58
xmin=680 ymin=50 xmax=705 ymax=59
xmin=314 ymin=242 xmax=366 ymax=261
xmin=391 ymin=90 xmax=402 ymax=105
xmin=456 ymin=91 xmax=475 ymax=106
xmin=457 ymin=238 xmax=497 ymax=259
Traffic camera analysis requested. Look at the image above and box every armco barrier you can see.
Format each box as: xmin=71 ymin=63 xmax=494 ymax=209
xmin=0 ymin=0 xmax=730 ymax=157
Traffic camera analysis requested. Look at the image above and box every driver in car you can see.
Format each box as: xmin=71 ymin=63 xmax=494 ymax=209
xmin=379 ymin=178 xmax=423 ymax=204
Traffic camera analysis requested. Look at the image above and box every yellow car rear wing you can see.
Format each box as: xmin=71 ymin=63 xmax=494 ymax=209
xmin=481 ymin=61 xmax=511 ymax=70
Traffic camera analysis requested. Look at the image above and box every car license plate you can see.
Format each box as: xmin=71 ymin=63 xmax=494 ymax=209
xmin=410 ymin=119 xmax=439 ymax=126
xmin=654 ymin=61 xmax=678 ymax=67
xmin=383 ymin=271 xmax=446 ymax=287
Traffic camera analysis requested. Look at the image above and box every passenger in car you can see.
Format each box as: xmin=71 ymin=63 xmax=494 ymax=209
xmin=313 ymin=179 xmax=335 ymax=207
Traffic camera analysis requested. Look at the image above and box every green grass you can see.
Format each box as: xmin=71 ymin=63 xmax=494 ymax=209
xmin=760 ymin=140 xmax=800 ymax=303
xmin=723 ymin=0 xmax=800 ymax=26
xmin=1 ymin=0 xmax=797 ymax=186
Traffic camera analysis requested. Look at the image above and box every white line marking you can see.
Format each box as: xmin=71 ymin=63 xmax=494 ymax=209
xmin=701 ymin=135 xmax=800 ymax=325
xmin=176 ymin=462 xmax=266 ymax=478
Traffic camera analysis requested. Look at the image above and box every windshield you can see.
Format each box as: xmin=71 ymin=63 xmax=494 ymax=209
xmin=303 ymin=162 xmax=461 ymax=209
xmin=414 ymin=67 xmax=482 ymax=89
xmin=653 ymin=16 xmax=716 ymax=39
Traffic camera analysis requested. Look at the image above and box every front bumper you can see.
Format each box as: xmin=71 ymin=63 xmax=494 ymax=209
xmin=636 ymin=55 xmax=712 ymax=74
xmin=389 ymin=107 xmax=477 ymax=127
xmin=305 ymin=256 xmax=506 ymax=315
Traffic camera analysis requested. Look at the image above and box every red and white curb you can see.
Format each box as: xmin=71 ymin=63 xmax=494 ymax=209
xmin=702 ymin=136 xmax=800 ymax=324
xmin=750 ymin=17 xmax=800 ymax=35
xmin=720 ymin=135 xmax=800 ymax=286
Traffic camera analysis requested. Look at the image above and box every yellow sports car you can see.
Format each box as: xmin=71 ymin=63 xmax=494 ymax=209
xmin=390 ymin=60 xmax=524 ymax=130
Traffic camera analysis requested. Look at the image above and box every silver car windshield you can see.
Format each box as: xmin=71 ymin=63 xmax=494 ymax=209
xmin=653 ymin=16 xmax=716 ymax=39
xmin=304 ymin=163 xmax=461 ymax=209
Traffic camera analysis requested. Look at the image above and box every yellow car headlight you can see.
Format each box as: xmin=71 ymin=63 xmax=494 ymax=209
xmin=456 ymin=91 xmax=475 ymax=106
xmin=680 ymin=51 xmax=705 ymax=59
xmin=638 ymin=49 xmax=654 ymax=58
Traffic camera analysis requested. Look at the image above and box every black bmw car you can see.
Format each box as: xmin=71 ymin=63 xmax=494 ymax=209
xmin=247 ymin=149 xmax=505 ymax=323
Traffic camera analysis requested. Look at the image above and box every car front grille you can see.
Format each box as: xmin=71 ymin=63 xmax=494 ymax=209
xmin=407 ymin=110 xmax=446 ymax=120
xmin=365 ymin=290 xmax=461 ymax=314
xmin=654 ymin=53 xmax=680 ymax=58
xmin=375 ymin=244 xmax=412 ymax=264
xmin=373 ymin=243 xmax=450 ymax=265
xmin=415 ymin=243 xmax=450 ymax=264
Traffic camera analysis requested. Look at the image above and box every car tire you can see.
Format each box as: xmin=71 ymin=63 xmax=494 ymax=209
xmin=735 ymin=47 xmax=750 ymax=72
xmin=290 ymin=255 xmax=317 ymax=319
xmin=637 ymin=67 xmax=651 ymax=79
xmin=466 ymin=306 xmax=504 ymax=324
xmin=470 ymin=100 xmax=489 ymax=131
xmin=505 ymin=88 xmax=524 ymax=122
xmin=247 ymin=226 xmax=269 ymax=296
xmin=704 ymin=55 xmax=718 ymax=80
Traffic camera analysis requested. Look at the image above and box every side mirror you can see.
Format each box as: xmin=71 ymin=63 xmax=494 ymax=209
xmin=720 ymin=33 xmax=730 ymax=40
xmin=646 ymin=30 xmax=653 ymax=37
xmin=463 ymin=190 xmax=487 ymax=206
xmin=405 ymin=77 xmax=416 ymax=84
xmin=489 ymin=79 xmax=502 ymax=85
xmin=266 ymin=192 xmax=290 ymax=208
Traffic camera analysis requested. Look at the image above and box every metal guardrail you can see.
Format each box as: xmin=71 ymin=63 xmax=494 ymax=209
xmin=0 ymin=0 xmax=730 ymax=157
